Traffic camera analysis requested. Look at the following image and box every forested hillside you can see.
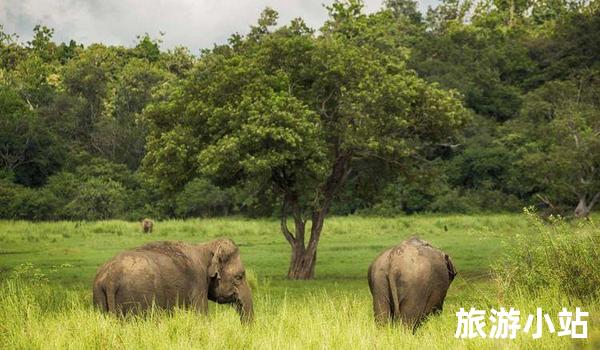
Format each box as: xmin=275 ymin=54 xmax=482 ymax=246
xmin=1 ymin=0 xmax=599 ymax=221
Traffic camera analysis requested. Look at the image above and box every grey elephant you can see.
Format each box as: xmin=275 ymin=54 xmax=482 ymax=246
xmin=93 ymin=238 xmax=253 ymax=323
xmin=368 ymin=236 xmax=456 ymax=328
xmin=141 ymin=218 xmax=153 ymax=233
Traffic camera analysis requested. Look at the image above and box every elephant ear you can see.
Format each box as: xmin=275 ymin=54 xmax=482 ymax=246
xmin=445 ymin=254 xmax=457 ymax=282
xmin=208 ymin=239 xmax=239 ymax=279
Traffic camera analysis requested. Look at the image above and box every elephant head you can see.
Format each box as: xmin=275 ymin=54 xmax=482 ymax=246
xmin=207 ymin=239 xmax=253 ymax=323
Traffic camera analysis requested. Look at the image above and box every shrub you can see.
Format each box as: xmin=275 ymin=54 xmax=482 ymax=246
xmin=175 ymin=178 xmax=233 ymax=217
xmin=494 ymin=208 xmax=600 ymax=300
xmin=9 ymin=262 xmax=48 ymax=284
xmin=0 ymin=180 xmax=58 ymax=220
xmin=123 ymin=173 xmax=165 ymax=220
xmin=0 ymin=179 xmax=21 ymax=218
xmin=44 ymin=171 xmax=79 ymax=218
xmin=64 ymin=178 xmax=127 ymax=220
xmin=427 ymin=189 xmax=475 ymax=213
xmin=10 ymin=187 xmax=58 ymax=220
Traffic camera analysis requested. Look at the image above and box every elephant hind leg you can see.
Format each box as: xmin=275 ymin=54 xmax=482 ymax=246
xmin=93 ymin=283 xmax=108 ymax=312
xmin=369 ymin=269 xmax=393 ymax=325
xmin=373 ymin=292 xmax=393 ymax=326
xmin=401 ymin=289 xmax=437 ymax=332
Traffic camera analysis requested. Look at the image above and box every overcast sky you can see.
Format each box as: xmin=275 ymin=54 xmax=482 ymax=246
xmin=0 ymin=0 xmax=439 ymax=53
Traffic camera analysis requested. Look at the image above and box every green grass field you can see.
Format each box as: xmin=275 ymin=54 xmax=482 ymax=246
xmin=0 ymin=214 xmax=598 ymax=349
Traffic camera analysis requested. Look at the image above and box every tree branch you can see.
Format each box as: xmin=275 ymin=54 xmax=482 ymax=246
xmin=306 ymin=154 xmax=352 ymax=253
xmin=536 ymin=194 xmax=558 ymax=211
xmin=589 ymin=192 xmax=600 ymax=211
xmin=280 ymin=199 xmax=296 ymax=245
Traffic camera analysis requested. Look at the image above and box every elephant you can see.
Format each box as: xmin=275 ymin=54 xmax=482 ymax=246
xmin=141 ymin=218 xmax=153 ymax=233
xmin=368 ymin=236 xmax=456 ymax=329
xmin=92 ymin=238 xmax=253 ymax=323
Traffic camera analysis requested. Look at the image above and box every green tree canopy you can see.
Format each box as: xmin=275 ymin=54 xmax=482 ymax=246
xmin=143 ymin=2 xmax=468 ymax=279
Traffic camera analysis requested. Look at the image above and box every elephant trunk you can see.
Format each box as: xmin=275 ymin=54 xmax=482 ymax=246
xmin=235 ymin=281 xmax=254 ymax=324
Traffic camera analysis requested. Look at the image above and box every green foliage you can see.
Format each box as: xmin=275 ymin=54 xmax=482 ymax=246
xmin=133 ymin=34 xmax=161 ymax=62
xmin=143 ymin=3 xmax=468 ymax=228
xmin=411 ymin=17 xmax=532 ymax=121
xmin=0 ymin=179 xmax=22 ymax=218
xmin=428 ymin=189 xmax=476 ymax=213
xmin=63 ymin=178 xmax=127 ymax=220
xmin=175 ymin=178 xmax=234 ymax=217
xmin=495 ymin=209 xmax=600 ymax=300
xmin=94 ymin=58 xmax=170 ymax=169
xmin=9 ymin=262 xmax=48 ymax=284
xmin=504 ymin=76 xmax=600 ymax=213
xmin=0 ymin=85 xmax=64 ymax=186
xmin=1 ymin=1 xmax=600 ymax=221
xmin=10 ymin=186 xmax=58 ymax=220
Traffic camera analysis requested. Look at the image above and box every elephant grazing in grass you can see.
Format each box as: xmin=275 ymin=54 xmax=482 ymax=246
xmin=93 ymin=239 xmax=253 ymax=323
xmin=368 ymin=236 xmax=456 ymax=329
xmin=141 ymin=218 xmax=153 ymax=233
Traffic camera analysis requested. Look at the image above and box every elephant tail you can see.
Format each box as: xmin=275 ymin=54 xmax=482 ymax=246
xmin=386 ymin=273 xmax=401 ymax=319
xmin=93 ymin=281 xmax=118 ymax=314
xmin=105 ymin=282 xmax=118 ymax=313
xmin=93 ymin=282 xmax=109 ymax=312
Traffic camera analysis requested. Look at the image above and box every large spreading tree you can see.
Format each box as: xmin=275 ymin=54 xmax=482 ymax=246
xmin=504 ymin=76 xmax=600 ymax=218
xmin=143 ymin=1 xmax=468 ymax=279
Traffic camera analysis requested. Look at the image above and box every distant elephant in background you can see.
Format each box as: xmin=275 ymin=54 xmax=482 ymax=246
xmin=141 ymin=218 xmax=153 ymax=233
xmin=368 ymin=236 xmax=456 ymax=329
xmin=93 ymin=239 xmax=253 ymax=323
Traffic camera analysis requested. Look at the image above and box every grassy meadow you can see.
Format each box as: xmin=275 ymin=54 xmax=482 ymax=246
xmin=0 ymin=214 xmax=598 ymax=349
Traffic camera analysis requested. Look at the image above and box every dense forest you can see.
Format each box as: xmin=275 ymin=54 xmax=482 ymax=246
xmin=1 ymin=0 xmax=599 ymax=222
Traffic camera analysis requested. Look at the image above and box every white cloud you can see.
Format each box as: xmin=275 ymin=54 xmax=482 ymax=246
xmin=0 ymin=0 xmax=439 ymax=52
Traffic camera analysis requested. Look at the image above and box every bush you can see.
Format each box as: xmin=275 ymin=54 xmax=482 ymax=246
xmin=0 ymin=180 xmax=58 ymax=220
xmin=44 ymin=171 xmax=79 ymax=218
xmin=0 ymin=179 xmax=21 ymax=218
xmin=10 ymin=187 xmax=58 ymax=220
xmin=359 ymin=174 xmax=449 ymax=216
xmin=494 ymin=208 xmax=600 ymax=300
xmin=64 ymin=178 xmax=127 ymax=220
xmin=175 ymin=178 xmax=233 ymax=217
xmin=124 ymin=173 xmax=165 ymax=221
xmin=427 ymin=189 xmax=475 ymax=213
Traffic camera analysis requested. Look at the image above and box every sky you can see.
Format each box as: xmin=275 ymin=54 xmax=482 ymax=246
xmin=0 ymin=0 xmax=439 ymax=53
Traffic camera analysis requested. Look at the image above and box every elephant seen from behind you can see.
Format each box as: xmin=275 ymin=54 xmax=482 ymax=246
xmin=368 ymin=236 xmax=456 ymax=329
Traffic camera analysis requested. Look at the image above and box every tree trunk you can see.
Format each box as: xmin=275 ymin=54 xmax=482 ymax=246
xmin=280 ymin=195 xmax=328 ymax=280
xmin=278 ymin=153 xmax=351 ymax=280
xmin=574 ymin=192 xmax=600 ymax=218
xmin=281 ymin=203 xmax=320 ymax=280
xmin=574 ymin=198 xmax=590 ymax=218
xmin=288 ymin=242 xmax=316 ymax=279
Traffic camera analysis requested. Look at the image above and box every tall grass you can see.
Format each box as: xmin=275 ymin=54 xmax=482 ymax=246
xmin=0 ymin=214 xmax=598 ymax=349
xmin=494 ymin=209 xmax=600 ymax=300
xmin=1 ymin=279 xmax=597 ymax=349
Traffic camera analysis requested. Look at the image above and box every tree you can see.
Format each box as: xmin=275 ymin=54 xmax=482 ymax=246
xmin=0 ymin=25 xmax=27 ymax=70
xmin=384 ymin=0 xmax=423 ymax=23
xmin=28 ymin=25 xmax=58 ymax=62
xmin=64 ymin=177 xmax=127 ymax=220
xmin=133 ymin=33 xmax=161 ymax=62
xmin=61 ymin=44 xmax=122 ymax=145
xmin=92 ymin=58 xmax=171 ymax=169
xmin=0 ymin=86 xmax=63 ymax=186
xmin=504 ymin=76 xmax=600 ymax=217
xmin=414 ymin=2 xmax=534 ymax=122
xmin=144 ymin=2 xmax=468 ymax=279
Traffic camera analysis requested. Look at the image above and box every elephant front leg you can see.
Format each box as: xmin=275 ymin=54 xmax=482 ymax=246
xmin=190 ymin=289 xmax=209 ymax=315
